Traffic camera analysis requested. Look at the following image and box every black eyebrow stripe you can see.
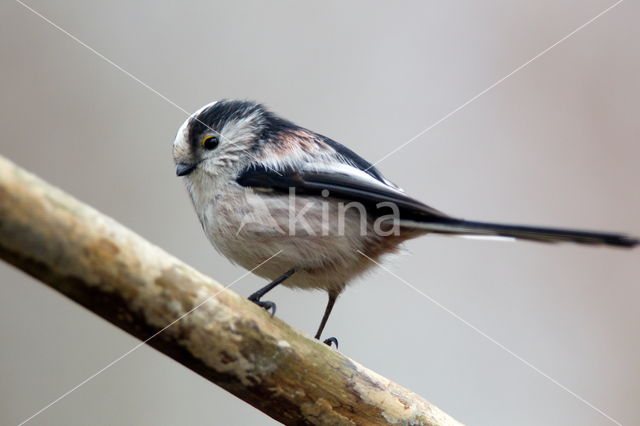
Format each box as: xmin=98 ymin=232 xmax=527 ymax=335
xmin=188 ymin=100 xmax=264 ymax=149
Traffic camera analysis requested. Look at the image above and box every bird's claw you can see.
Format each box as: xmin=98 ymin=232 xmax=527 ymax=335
xmin=323 ymin=337 xmax=339 ymax=349
xmin=250 ymin=298 xmax=276 ymax=317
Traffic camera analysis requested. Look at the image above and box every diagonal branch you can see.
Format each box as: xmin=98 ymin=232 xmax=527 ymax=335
xmin=0 ymin=155 xmax=463 ymax=426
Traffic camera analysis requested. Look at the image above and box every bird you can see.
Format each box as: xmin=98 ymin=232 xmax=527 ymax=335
xmin=173 ymin=99 xmax=638 ymax=347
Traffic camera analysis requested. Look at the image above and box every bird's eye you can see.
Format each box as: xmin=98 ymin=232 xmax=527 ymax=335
xmin=201 ymin=135 xmax=220 ymax=150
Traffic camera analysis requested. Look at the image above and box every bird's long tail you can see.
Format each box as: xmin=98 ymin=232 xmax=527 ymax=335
xmin=401 ymin=218 xmax=639 ymax=248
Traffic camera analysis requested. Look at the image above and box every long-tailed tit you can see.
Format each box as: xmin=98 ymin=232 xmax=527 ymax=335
xmin=173 ymin=99 xmax=638 ymax=346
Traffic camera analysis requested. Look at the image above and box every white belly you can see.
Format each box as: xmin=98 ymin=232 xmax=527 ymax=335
xmin=194 ymin=184 xmax=385 ymax=291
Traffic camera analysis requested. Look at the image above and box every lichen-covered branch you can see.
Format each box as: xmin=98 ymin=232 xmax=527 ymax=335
xmin=0 ymin=155 xmax=463 ymax=426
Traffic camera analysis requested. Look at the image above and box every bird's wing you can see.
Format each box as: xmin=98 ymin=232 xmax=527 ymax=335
xmin=236 ymin=162 xmax=450 ymax=221
xmin=235 ymin=162 xmax=639 ymax=248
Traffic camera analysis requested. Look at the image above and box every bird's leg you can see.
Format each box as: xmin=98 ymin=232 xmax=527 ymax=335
xmin=248 ymin=269 xmax=295 ymax=316
xmin=315 ymin=290 xmax=339 ymax=348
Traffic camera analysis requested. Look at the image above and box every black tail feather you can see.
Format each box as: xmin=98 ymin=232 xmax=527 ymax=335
xmin=407 ymin=218 xmax=639 ymax=248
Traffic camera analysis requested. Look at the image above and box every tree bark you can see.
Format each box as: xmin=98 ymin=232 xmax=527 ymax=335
xmin=0 ymin=155 xmax=463 ymax=426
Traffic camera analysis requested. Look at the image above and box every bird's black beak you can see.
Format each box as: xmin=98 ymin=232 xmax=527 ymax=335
xmin=176 ymin=162 xmax=197 ymax=177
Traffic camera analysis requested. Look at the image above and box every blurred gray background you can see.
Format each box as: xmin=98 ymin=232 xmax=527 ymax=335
xmin=1 ymin=1 xmax=639 ymax=425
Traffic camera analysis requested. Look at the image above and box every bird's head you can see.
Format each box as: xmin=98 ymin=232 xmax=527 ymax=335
xmin=173 ymin=99 xmax=278 ymax=180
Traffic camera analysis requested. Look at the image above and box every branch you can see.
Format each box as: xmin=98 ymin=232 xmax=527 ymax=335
xmin=0 ymin=155 xmax=463 ymax=426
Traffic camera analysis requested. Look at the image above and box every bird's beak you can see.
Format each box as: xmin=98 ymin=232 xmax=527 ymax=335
xmin=176 ymin=162 xmax=197 ymax=177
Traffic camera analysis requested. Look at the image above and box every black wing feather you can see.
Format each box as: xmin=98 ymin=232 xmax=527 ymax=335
xmin=318 ymin=135 xmax=389 ymax=183
xmin=236 ymin=164 xmax=449 ymax=221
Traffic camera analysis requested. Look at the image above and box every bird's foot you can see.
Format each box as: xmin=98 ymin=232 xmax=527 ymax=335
xmin=322 ymin=337 xmax=339 ymax=349
xmin=248 ymin=296 xmax=276 ymax=317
